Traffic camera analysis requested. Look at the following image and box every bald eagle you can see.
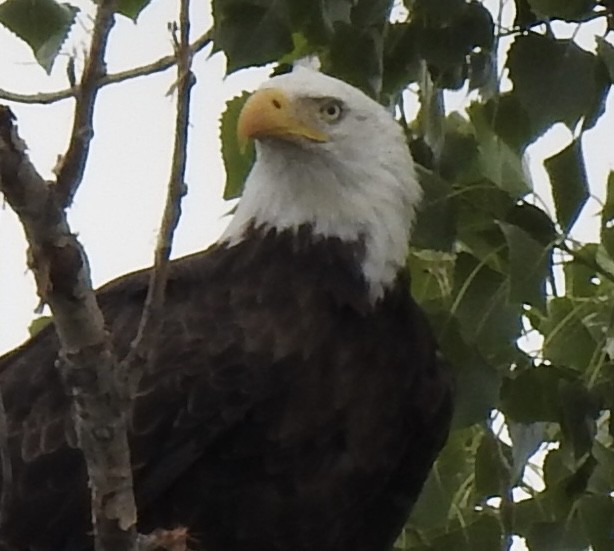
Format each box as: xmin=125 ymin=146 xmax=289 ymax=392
xmin=0 ymin=69 xmax=453 ymax=551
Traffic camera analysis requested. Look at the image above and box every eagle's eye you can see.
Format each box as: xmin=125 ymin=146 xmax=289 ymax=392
xmin=319 ymin=99 xmax=344 ymax=123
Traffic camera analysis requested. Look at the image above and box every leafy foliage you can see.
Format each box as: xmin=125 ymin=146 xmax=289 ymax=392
xmin=0 ymin=0 xmax=154 ymax=73
xmin=0 ymin=0 xmax=79 ymax=73
xmin=212 ymin=0 xmax=614 ymax=549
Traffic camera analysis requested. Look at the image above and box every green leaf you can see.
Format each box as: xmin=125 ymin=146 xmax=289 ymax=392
xmin=28 ymin=316 xmax=52 ymax=336
xmin=116 ymin=0 xmax=151 ymax=20
xmin=0 ymin=0 xmax=78 ymax=73
xmin=525 ymin=519 xmax=589 ymax=551
xmin=212 ymin=0 xmax=294 ymax=74
xmin=578 ymin=495 xmax=614 ymax=551
xmin=527 ymin=0 xmax=596 ymax=20
xmin=438 ymin=123 xmax=479 ymax=183
xmin=544 ymin=139 xmax=589 ymax=233
xmin=564 ymin=244 xmax=602 ymax=298
xmin=413 ymin=0 xmax=466 ymax=26
xmin=382 ymin=22 xmax=421 ymax=101
xmin=220 ymin=92 xmax=254 ymax=200
xmin=412 ymin=165 xmax=456 ymax=251
xmin=507 ymin=34 xmax=602 ymax=134
xmin=469 ymin=103 xmax=531 ymax=197
xmin=474 ymin=429 xmax=511 ymax=499
xmin=504 ymin=202 xmax=557 ymax=247
xmin=557 ymin=380 xmax=598 ymax=459
xmin=430 ymin=314 xmax=501 ymax=428
xmin=484 ymin=92 xmax=538 ymax=152
xmin=324 ymin=21 xmax=382 ymax=98
xmin=542 ymin=297 xmax=597 ymax=372
xmin=407 ymin=425 xmax=482 ymax=532
xmin=501 ymin=366 xmax=573 ymax=423
xmin=500 ymin=222 xmax=550 ymax=312
xmin=408 ymin=250 xmax=455 ymax=304
xmin=514 ymin=0 xmax=540 ymax=28
xmin=452 ymin=252 xmax=522 ymax=355
xmin=600 ymin=172 xmax=614 ymax=260
xmin=408 ymin=513 xmax=502 ymax=551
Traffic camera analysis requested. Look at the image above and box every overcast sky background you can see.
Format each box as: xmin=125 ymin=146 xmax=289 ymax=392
xmin=1 ymin=2 xmax=612 ymax=549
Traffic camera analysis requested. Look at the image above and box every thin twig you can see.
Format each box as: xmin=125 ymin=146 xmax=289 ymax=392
xmin=121 ymin=0 xmax=194 ymax=389
xmin=0 ymin=30 xmax=212 ymax=106
xmin=54 ymin=0 xmax=118 ymax=207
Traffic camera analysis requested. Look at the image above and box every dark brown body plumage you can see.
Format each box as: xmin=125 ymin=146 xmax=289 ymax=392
xmin=0 ymin=225 xmax=452 ymax=551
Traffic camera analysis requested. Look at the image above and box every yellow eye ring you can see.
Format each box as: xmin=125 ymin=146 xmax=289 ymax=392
xmin=319 ymin=100 xmax=344 ymax=123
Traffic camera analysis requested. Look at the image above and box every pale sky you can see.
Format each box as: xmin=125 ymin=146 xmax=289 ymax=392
xmin=0 ymin=0 xmax=271 ymax=352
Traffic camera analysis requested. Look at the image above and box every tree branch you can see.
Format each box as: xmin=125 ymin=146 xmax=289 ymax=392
xmin=0 ymin=30 xmax=212 ymax=106
xmin=0 ymin=104 xmax=139 ymax=550
xmin=54 ymin=0 xmax=117 ymax=206
xmin=122 ymin=0 xmax=195 ymax=386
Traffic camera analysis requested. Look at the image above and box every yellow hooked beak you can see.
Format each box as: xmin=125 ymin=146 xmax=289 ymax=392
xmin=237 ymin=88 xmax=329 ymax=151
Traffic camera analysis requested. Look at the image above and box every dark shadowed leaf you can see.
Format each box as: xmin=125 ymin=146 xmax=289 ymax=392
xmin=413 ymin=0 xmax=466 ymax=26
xmin=557 ymin=380 xmax=598 ymax=459
xmin=408 ymin=513 xmax=502 ymax=551
xmin=457 ymin=1 xmax=495 ymax=51
xmin=508 ymin=420 xmax=548 ymax=482
xmin=544 ymin=139 xmax=589 ymax=233
xmin=500 ymin=222 xmax=550 ymax=312
xmin=212 ymin=0 xmax=294 ymax=73
xmin=564 ymin=244 xmax=602 ymax=298
xmin=504 ymin=202 xmax=558 ymax=247
xmin=474 ymin=429 xmax=511 ymax=499
xmin=468 ymin=49 xmax=496 ymax=95
xmin=514 ymin=0 xmax=540 ymax=28
xmin=429 ymin=313 xmax=501 ymax=428
xmin=525 ymin=519 xmax=589 ymax=551
xmin=507 ymin=35 xmax=601 ymax=134
xmin=382 ymin=22 xmax=421 ymax=100
xmin=501 ymin=366 xmax=573 ymax=423
xmin=412 ymin=165 xmax=456 ymax=251
xmin=600 ymin=172 xmax=614 ymax=259
xmin=220 ymin=92 xmax=254 ymax=199
xmin=578 ymin=495 xmax=614 ymax=551
xmin=527 ymin=0 xmax=596 ymax=20
xmin=116 ymin=0 xmax=151 ymax=20
xmin=0 ymin=0 xmax=78 ymax=73
xmin=452 ymin=252 xmax=522 ymax=354
xmin=484 ymin=93 xmax=538 ymax=152
xmin=325 ymin=22 xmax=382 ymax=97
xmin=596 ymin=37 xmax=614 ymax=84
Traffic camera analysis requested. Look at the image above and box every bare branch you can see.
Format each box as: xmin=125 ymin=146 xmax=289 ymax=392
xmin=54 ymin=0 xmax=118 ymax=207
xmin=0 ymin=30 xmax=212 ymax=106
xmin=0 ymin=103 xmax=139 ymax=550
xmin=122 ymin=0 xmax=195 ymax=384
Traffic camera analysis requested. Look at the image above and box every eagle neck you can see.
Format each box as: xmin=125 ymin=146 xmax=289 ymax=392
xmin=221 ymin=142 xmax=420 ymax=304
